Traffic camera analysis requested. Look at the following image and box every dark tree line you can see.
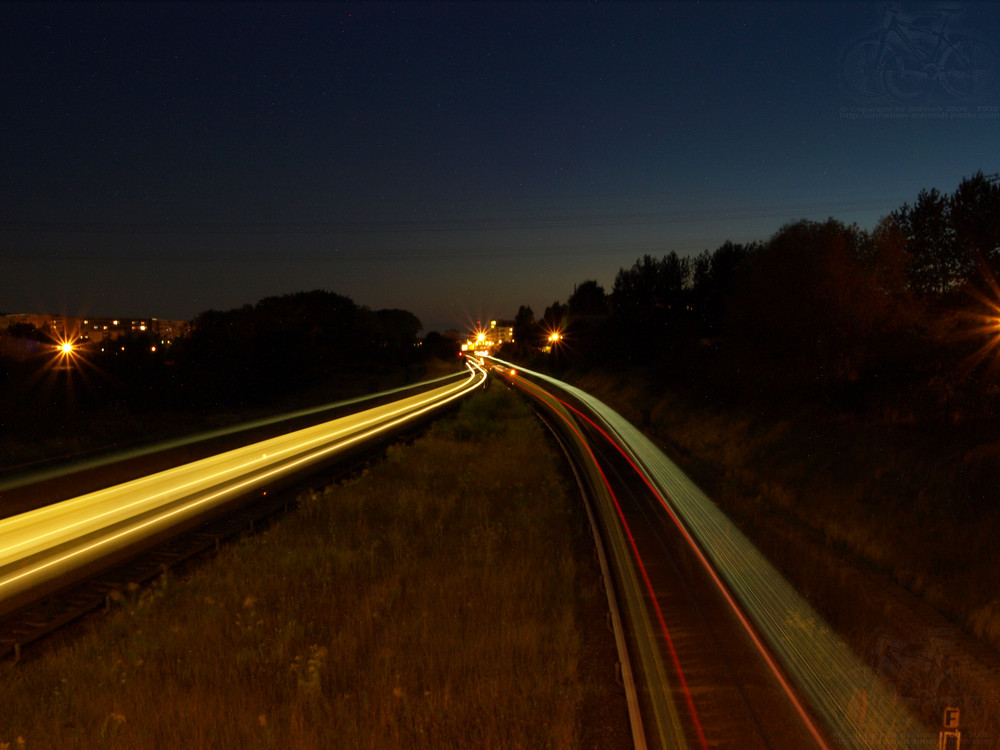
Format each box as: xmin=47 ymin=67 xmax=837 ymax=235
xmin=512 ymin=171 xmax=1000 ymax=423
xmin=175 ymin=291 xmax=422 ymax=407
xmin=893 ymin=171 xmax=1000 ymax=296
xmin=0 ymin=291 xmax=427 ymax=443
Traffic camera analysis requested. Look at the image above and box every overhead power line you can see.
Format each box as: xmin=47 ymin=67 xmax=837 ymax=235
xmin=0 ymin=197 xmax=899 ymax=237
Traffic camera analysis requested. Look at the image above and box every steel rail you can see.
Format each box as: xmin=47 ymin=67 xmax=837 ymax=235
xmin=486 ymin=356 xmax=933 ymax=750
xmin=531 ymin=404 xmax=650 ymax=750
xmin=494 ymin=362 xmax=691 ymax=750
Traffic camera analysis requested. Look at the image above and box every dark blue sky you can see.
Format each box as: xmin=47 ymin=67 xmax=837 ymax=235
xmin=3 ymin=1 xmax=998 ymax=332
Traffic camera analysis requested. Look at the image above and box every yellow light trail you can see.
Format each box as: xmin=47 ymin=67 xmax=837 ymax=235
xmin=0 ymin=370 xmax=468 ymax=493
xmin=0 ymin=362 xmax=486 ymax=608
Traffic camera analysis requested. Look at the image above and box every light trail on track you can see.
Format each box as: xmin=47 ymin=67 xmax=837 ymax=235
xmin=486 ymin=355 xmax=932 ymax=750
xmin=519 ymin=373 xmax=705 ymax=749
xmin=0 ymin=370 xmax=471 ymax=496
xmin=0 ymin=362 xmax=486 ymax=614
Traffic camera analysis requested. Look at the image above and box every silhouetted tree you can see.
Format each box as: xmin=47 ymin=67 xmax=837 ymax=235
xmin=375 ymin=308 xmax=422 ymax=350
xmin=950 ymin=170 xmax=1000 ymax=277
xmin=563 ymin=280 xmax=610 ymax=364
xmin=513 ymin=305 xmax=537 ymax=350
xmin=542 ymin=301 xmax=568 ymax=332
xmin=858 ymin=217 xmax=912 ymax=298
xmin=727 ymin=219 xmax=913 ymax=401
xmin=892 ymin=172 xmax=1000 ymax=296
xmin=610 ymin=252 xmax=692 ymax=357
xmin=174 ymin=290 xmax=421 ymax=407
xmin=690 ymin=240 xmax=757 ymax=338
xmin=850 ymin=217 xmax=930 ymax=402
xmin=893 ymin=187 xmax=962 ymax=295
xmin=421 ymin=331 xmax=459 ymax=360
xmin=567 ymin=280 xmax=607 ymax=316
xmin=893 ymin=188 xmax=955 ymax=295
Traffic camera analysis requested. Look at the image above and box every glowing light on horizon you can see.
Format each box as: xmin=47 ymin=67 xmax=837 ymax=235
xmin=959 ymin=267 xmax=1000 ymax=377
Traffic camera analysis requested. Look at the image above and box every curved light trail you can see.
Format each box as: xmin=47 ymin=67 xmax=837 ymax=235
xmin=0 ymin=370 xmax=469 ymax=494
xmin=0 ymin=361 xmax=486 ymax=611
xmin=519 ymin=379 xmax=697 ymax=749
xmin=487 ymin=355 xmax=932 ymax=750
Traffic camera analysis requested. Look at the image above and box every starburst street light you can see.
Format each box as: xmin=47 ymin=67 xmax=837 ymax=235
xmin=47 ymin=333 xmax=90 ymax=373
xmin=957 ymin=267 xmax=1000 ymax=378
xmin=53 ymin=337 xmax=80 ymax=367
xmin=460 ymin=326 xmax=493 ymax=355
xmin=55 ymin=337 xmax=80 ymax=367
xmin=539 ymin=327 xmax=563 ymax=354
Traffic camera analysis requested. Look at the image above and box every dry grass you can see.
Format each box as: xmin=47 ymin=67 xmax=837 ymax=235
xmin=0 ymin=386 xmax=588 ymax=748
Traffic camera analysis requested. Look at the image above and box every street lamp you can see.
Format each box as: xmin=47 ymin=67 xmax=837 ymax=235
xmin=52 ymin=337 xmax=81 ymax=370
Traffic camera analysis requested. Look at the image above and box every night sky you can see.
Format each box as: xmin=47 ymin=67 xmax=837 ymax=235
xmin=3 ymin=1 xmax=998 ymax=333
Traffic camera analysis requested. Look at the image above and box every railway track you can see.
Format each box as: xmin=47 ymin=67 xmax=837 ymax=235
xmin=487 ymin=355 xmax=933 ymax=750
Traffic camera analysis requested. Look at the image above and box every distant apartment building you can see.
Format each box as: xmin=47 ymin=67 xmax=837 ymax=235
xmin=460 ymin=319 xmax=515 ymax=354
xmin=0 ymin=314 xmax=189 ymax=343
xmin=489 ymin=319 xmax=515 ymax=344
xmin=77 ymin=317 xmax=188 ymax=343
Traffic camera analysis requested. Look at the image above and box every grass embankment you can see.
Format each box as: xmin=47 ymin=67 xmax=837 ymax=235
xmin=0 ymin=385 xmax=615 ymax=748
xmin=575 ymin=371 xmax=1000 ymax=653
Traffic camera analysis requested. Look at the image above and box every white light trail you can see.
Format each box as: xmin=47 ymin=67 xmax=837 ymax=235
xmin=488 ymin=356 xmax=932 ymax=749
